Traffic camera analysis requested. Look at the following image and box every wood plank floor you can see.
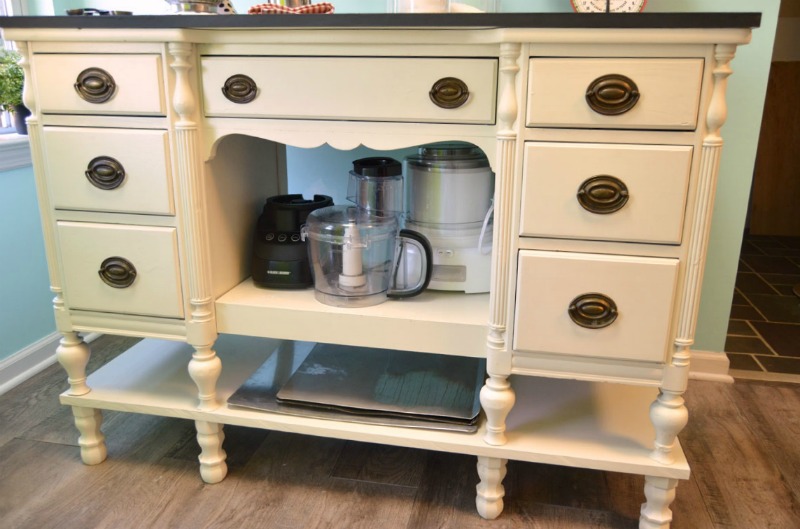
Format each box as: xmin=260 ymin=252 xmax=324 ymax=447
xmin=1 ymin=334 xmax=798 ymax=529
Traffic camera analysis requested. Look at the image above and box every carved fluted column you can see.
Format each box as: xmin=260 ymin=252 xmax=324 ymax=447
xmin=167 ymin=42 xmax=221 ymax=412
xmin=649 ymin=44 xmax=738 ymax=465
xmin=480 ymin=42 xmax=521 ymax=448
xmin=168 ymin=42 xmax=228 ymax=483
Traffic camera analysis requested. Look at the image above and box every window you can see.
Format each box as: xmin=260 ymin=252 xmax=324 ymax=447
xmin=1 ymin=0 xmax=12 ymax=129
xmin=1 ymin=0 xmax=32 ymax=170
xmin=0 ymin=0 xmax=25 ymax=22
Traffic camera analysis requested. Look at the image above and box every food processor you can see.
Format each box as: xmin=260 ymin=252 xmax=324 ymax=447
xmin=302 ymin=157 xmax=433 ymax=308
xmin=303 ymin=205 xmax=432 ymax=308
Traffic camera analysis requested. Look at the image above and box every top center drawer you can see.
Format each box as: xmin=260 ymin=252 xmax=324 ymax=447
xmin=200 ymin=57 xmax=497 ymax=124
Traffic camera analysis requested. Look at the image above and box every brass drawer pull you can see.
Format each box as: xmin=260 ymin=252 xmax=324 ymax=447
xmin=430 ymin=77 xmax=469 ymax=109
xmin=568 ymin=293 xmax=618 ymax=329
xmin=74 ymin=67 xmax=117 ymax=104
xmin=85 ymin=156 xmax=126 ymax=190
xmin=98 ymin=257 xmax=137 ymax=288
xmin=222 ymin=74 xmax=258 ymax=104
xmin=585 ymin=74 xmax=640 ymax=116
xmin=576 ymin=175 xmax=629 ymax=214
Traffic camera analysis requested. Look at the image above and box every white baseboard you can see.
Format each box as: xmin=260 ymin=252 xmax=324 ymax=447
xmin=83 ymin=332 xmax=102 ymax=344
xmin=689 ymin=349 xmax=733 ymax=383
xmin=0 ymin=332 xmax=61 ymax=396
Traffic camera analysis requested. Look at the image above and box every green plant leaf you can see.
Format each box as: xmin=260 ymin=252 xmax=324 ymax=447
xmin=0 ymin=50 xmax=24 ymax=109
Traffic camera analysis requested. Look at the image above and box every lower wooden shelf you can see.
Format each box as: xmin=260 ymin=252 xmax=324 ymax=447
xmin=60 ymin=333 xmax=689 ymax=480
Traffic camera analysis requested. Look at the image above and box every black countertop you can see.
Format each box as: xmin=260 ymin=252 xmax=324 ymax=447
xmin=0 ymin=13 xmax=761 ymax=30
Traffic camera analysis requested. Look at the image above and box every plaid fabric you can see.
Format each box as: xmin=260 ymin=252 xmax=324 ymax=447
xmin=248 ymin=2 xmax=335 ymax=14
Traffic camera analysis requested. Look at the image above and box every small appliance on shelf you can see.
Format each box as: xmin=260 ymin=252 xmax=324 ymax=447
xmin=404 ymin=143 xmax=494 ymax=293
xmin=302 ymin=158 xmax=432 ymax=308
xmin=346 ymin=157 xmax=404 ymax=218
xmin=252 ymin=193 xmax=333 ymax=289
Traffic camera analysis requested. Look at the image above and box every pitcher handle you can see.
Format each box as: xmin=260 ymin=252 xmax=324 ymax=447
xmin=388 ymin=229 xmax=433 ymax=298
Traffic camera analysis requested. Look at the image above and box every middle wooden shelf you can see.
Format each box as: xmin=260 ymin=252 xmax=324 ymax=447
xmin=216 ymin=277 xmax=491 ymax=358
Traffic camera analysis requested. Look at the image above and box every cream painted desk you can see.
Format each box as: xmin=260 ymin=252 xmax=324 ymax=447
xmin=0 ymin=13 xmax=759 ymax=529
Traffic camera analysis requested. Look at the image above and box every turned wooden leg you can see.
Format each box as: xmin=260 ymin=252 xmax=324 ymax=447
xmin=195 ymin=420 xmax=227 ymax=484
xmin=56 ymin=332 xmax=91 ymax=396
xmin=640 ymin=476 xmax=679 ymax=529
xmin=188 ymin=344 xmax=222 ymax=411
xmin=649 ymin=389 xmax=689 ymax=464
xmin=72 ymin=406 xmax=107 ymax=465
xmin=57 ymin=334 xmax=107 ymax=465
xmin=480 ymin=374 xmax=515 ymax=446
xmin=476 ymin=456 xmax=507 ymax=519
xmin=650 ymin=345 xmax=690 ymax=465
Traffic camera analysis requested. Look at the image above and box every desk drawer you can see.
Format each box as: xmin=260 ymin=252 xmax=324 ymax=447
xmin=201 ymin=56 xmax=497 ymax=124
xmin=33 ymin=54 xmax=165 ymax=115
xmin=513 ymin=250 xmax=678 ymax=363
xmin=519 ymin=142 xmax=693 ymax=244
xmin=43 ymin=127 xmax=174 ymax=215
xmin=526 ymin=58 xmax=703 ymax=130
xmin=57 ymin=222 xmax=184 ymax=319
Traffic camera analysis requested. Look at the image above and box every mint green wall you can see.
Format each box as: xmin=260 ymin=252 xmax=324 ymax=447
xmin=24 ymin=0 xmax=53 ymax=15
xmin=646 ymin=0 xmax=780 ymax=351
xmin=16 ymin=0 xmax=780 ymax=355
xmin=0 ymin=165 xmax=55 ymax=362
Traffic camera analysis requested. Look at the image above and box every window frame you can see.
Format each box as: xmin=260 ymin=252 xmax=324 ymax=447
xmin=1 ymin=0 xmax=32 ymax=171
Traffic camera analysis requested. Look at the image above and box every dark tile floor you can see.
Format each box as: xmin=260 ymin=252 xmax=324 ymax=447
xmin=725 ymin=234 xmax=800 ymax=377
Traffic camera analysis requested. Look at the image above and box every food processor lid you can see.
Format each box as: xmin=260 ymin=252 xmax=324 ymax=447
xmin=406 ymin=142 xmax=490 ymax=170
xmin=305 ymin=205 xmax=398 ymax=242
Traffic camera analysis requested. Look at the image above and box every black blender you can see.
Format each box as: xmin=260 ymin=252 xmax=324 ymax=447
xmin=252 ymin=193 xmax=333 ymax=288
